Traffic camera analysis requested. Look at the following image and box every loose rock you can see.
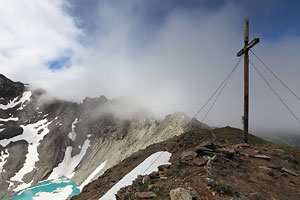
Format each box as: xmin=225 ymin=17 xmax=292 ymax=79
xmin=181 ymin=151 xmax=197 ymax=162
xmin=281 ymin=167 xmax=298 ymax=177
xmin=205 ymin=177 xmax=217 ymax=187
xmin=215 ymin=148 xmax=235 ymax=156
xmin=198 ymin=141 xmax=216 ymax=149
xmin=169 ymin=188 xmax=193 ymax=200
xmin=258 ymin=166 xmax=271 ymax=171
xmin=232 ymin=143 xmax=250 ymax=149
xmin=142 ymin=175 xmax=151 ymax=185
xmin=253 ymin=154 xmax=271 ymax=161
xmin=135 ymin=191 xmax=157 ymax=199
xmin=195 ymin=146 xmax=213 ymax=153
xmin=193 ymin=157 xmax=206 ymax=166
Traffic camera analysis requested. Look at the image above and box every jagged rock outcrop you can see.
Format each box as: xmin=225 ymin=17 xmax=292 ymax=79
xmin=0 ymin=74 xmax=24 ymax=100
xmin=0 ymin=74 xmax=207 ymax=198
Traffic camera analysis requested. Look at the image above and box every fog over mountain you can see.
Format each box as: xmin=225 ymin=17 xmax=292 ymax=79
xmin=1 ymin=0 xmax=300 ymax=134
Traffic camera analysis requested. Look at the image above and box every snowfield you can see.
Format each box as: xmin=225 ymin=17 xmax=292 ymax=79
xmin=0 ymin=91 xmax=32 ymax=110
xmin=48 ymin=139 xmax=90 ymax=179
xmin=99 ymin=151 xmax=172 ymax=200
xmin=48 ymin=119 xmax=90 ymax=180
xmin=79 ymin=161 xmax=107 ymax=191
xmin=0 ymin=118 xmax=51 ymax=191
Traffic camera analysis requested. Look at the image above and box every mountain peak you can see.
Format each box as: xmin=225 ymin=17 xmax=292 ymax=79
xmin=0 ymin=74 xmax=24 ymax=99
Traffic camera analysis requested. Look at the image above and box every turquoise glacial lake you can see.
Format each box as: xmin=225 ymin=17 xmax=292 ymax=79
xmin=1 ymin=177 xmax=80 ymax=200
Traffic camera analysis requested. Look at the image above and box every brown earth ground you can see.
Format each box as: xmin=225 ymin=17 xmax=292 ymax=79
xmin=71 ymin=127 xmax=300 ymax=200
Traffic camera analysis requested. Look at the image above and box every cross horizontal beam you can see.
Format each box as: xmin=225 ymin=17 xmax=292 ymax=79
xmin=237 ymin=38 xmax=260 ymax=57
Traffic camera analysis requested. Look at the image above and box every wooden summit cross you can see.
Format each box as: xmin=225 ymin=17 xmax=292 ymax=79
xmin=237 ymin=19 xmax=259 ymax=143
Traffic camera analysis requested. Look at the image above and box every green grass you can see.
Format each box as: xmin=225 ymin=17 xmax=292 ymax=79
xmin=212 ymin=126 xmax=268 ymax=146
xmin=172 ymin=161 xmax=187 ymax=176
xmin=216 ymin=180 xmax=238 ymax=197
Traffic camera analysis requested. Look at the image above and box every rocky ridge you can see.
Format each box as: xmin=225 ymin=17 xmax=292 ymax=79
xmin=0 ymin=74 xmax=206 ymax=198
xmin=72 ymin=127 xmax=300 ymax=200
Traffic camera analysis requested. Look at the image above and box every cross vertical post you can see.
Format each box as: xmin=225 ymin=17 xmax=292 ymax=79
xmin=237 ymin=18 xmax=259 ymax=143
xmin=244 ymin=19 xmax=249 ymax=144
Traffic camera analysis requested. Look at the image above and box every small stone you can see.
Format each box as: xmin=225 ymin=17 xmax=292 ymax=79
xmin=148 ymin=184 xmax=157 ymax=190
xmin=158 ymin=164 xmax=171 ymax=171
xmin=192 ymin=157 xmax=206 ymax=166
xmin=215 ymin=148 xmax=235 ymax=155
xmin=142 ymin=175 xmax=151 ymax=184
xmin=169 ymin=188 xmax=193 ymax=200
xmin=135 ymin=191 xmax=157 ymax=199
xmin=149 ymin=171 xmax=159 ymax=178
xmin=241 ymin=153 xmax=249 ymax=157
xmin=277 ymin=149 xmax=285 ymax=153
xmin=190 ymin=190 xmax=200 ymax=199
xmin=195 ymin=146 xmax=213 ymax=153
xmin=259 ymin=166 xmax=271 ymax=171
xmin=198 ymin=141 xmax=216 ymax=149
xmin=232 ymin=143 xmax=250 ymax=149
xmin=253 ymin=154 xmax=271 ymax=160
xmin=181 ymin=151 xmax=197 ymax=162
xmin=205 ymin=177 xmax=217 ymax=187
xmin=281 ymin=167 xmax=298 ymax=177
xmin=159 ymin=172 xmax=165 ymax=177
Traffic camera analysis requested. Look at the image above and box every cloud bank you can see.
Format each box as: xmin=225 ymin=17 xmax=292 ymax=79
xmin=0 ymin=0 xmax=300 ymax=134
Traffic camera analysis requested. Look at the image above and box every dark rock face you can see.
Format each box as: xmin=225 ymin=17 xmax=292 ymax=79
xmin=0 ymin=122 xmax=23 ymax=140
xmin=0 ymin=74 xmax=24 ymax=100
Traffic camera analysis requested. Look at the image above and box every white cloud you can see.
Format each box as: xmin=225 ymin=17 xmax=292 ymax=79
xmin=0 ymin=0 xmax=300 ymax=134
xmin=0 ymin=0 xmax=81 ymax=80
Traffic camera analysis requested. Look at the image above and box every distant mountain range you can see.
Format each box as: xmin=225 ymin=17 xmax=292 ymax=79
xmin=262 ymin=133 xmax=300 ymax=148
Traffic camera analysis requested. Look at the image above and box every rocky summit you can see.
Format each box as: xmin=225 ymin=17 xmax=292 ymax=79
xmin=0 ymin=74 xmax=206 ymax=198
xmin=73 ymin=127 xmax=300 ymax=200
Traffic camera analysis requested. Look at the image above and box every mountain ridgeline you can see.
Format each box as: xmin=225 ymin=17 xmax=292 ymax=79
xmin=0 ymin=74 xmax=206 ymax=198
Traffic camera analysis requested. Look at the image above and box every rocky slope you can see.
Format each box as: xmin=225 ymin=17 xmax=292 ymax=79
xmin=72 ymin=127 xmax=300 ymax=200
xmin=0 ymin=74 xmax=206 ymax=198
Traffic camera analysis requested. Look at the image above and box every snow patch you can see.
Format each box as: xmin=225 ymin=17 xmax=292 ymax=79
xmin=32 ymin=185 xmax=74 ymax=200
xmin=79 ymin=160 xmax=107 ymax=191
xmin=0 ymin=119 xmax=51 ymax=192
xmin=13 ymin=180 xmax=33 ymax=192
xmin=0 ymin=117 xmax=19 ymax=122
xmin=99 ymin=151 xmax=172 ymax=200
xmin=7 ymin=180 xmax=15 ymax=190
xmin=0 ymin=149 xmax=9 ymax=173
xmin=0 ymin=91 xmax=32 ymax=110
xmin=48 ymin=139 xmax=90 ymax=179
xmin=17 ymin=91 xmax=33 ymax=110
xmin=68 ymin=118 xmax=78 ymax=141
